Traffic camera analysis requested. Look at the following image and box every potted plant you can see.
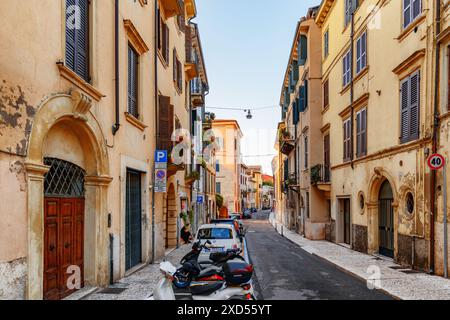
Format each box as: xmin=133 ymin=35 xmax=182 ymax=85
xmin=185 ymin=171 xmax=200 ymax=185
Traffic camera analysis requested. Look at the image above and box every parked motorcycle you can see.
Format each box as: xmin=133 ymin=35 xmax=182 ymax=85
xmin=150 ymin=241 xmax=255 ymax=300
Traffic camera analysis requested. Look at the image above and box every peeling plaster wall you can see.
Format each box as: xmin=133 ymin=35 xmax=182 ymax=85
xmin=0 ymin=258 xmax=27 ymax=300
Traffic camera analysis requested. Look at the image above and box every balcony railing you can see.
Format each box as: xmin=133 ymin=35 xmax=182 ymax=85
xmin=310 ymin=164 xmax=331 ymax=185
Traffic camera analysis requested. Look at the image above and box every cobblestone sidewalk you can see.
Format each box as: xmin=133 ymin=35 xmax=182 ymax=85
xmin=269 ymin=214 xmax=450 ymax=300
xmin=83 ymin=245 xmax=191 ymax=300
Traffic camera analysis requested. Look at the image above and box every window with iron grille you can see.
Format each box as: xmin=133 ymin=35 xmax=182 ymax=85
xmin=128 ymin=45 xmax=139 ymax=118
xmin=65 ymin=0 xmax=90 ymax=82
xmin=44 ymin=158 xmax=86 ymax=198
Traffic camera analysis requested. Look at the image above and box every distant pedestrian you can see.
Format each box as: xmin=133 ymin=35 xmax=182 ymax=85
xmin=180 ymin=224 xmax=193 ymax=244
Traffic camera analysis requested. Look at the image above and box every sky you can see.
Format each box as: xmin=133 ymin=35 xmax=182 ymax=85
xmin=193 ymin=0 xmax=320 ymax=175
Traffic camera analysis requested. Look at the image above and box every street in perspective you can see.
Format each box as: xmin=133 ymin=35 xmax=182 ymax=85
xmin=2 ymin=0 xmax=450 ymax=305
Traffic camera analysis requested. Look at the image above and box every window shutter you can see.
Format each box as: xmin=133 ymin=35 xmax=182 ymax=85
xmin=299 ymin=35 xmax=308 ymax=65
xmin=165 ymin=24 xmax=170 ymax=62
xmin=66 ymin=0 xmax=89 ymax=82
xmin=356 ymin=112 xmax=361 ymax=157
xmin=158 ymin=96 xmax=173 ymax=151
xmin=400 ymin=77 xmax=410 ymax=143
xmin=293 ymin=60 xmax=299 ymax=82
xmin=324 ymin=135 xmax=330 ymax=168
xmin=157 ymin=8 xmax=162 ymax=51
xmin=409 ymin=72 xmax=420 ymax=140
xmin=76 ymin=0 xmax=89 ymax=81
xmin=128 ymin=46 xmax=138 ymax=118
xmin=299 ymin=85 xmax=305 ymax=112
xmin=324 ymin=80 xmax=329 ymax=108
xmin=362 ymin=109 xmax=367 ymax=155
xmin=304 ymin=80 xmax=308 ymax=109
xmin=173 ymin=49 xmax=177 ymax=82
xmin=65 ymin=0 xmax=76 ymax=72
xmin=177 ymin=59 xmax=182 ymax=91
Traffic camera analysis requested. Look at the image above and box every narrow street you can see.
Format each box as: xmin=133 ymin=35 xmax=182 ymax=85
xmin=245 ymin=211 xmax=392 ymax=300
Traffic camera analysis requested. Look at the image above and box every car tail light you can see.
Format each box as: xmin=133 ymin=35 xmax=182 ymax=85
xmin=245 ymin=293 xmax=252 ymax=300
xmin=245 ymin=264 xmax=254 ymax=273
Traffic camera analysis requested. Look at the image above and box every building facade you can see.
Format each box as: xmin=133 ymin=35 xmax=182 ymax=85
xmin=212 ymin=120 xmax=243 ymax=214
xmin=0 ymin=0 xmax=206 ymax=300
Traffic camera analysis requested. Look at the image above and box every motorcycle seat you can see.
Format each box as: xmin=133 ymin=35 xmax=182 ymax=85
xmin=190 ymin=281 xmax=224 ymax=296
xmin=198 ymin=266 xmax=222 ymax=278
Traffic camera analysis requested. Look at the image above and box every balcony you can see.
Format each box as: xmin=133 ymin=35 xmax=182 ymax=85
xmin=160 ymin=0 xmax=182 ymax=19
xmin=310 ymin=164 xmax=331 ymax=192
xmin=280 ymin=134 xmax=295 ymax=155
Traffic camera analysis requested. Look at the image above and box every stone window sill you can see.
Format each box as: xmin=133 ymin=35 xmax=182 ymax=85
xmin=397 ymin=14 xmax=426 ymax=43
xmin=57 ymin=63 xmax=104 ymax=102
xmin=125 ymin=112 xmax=147 ymax=131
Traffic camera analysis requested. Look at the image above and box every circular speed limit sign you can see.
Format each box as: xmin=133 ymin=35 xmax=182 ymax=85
xmin=428 ymin=154 xmax=446 ymax=170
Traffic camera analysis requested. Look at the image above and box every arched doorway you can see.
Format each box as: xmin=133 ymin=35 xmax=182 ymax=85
xmin=25 ymin=92 xmax=112 ymax=300
xmin=43 ymin=158 xmax=86 ymax=300
xmin=379 ymin=180 xmax=394 ymax=258
xmin=166 ymin=184 xmax=177 ymax=248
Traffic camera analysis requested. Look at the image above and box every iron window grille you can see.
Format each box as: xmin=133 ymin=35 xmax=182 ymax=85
xmin=44 ymin=158 xmax=86 ymax=198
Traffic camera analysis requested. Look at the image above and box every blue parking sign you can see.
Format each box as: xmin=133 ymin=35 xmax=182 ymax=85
xmin=155 ymin=150 xmax=168 ymax=163
xmin=197 ymin=195 xmax=204 ymax=204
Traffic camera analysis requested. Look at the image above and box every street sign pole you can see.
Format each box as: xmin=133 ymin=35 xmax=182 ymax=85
xmin=444 ymin=159 xmax=448 ymax=278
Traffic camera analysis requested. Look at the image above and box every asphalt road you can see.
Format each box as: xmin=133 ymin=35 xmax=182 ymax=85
xmin=245 ymin=211 xmax=393 ymax=300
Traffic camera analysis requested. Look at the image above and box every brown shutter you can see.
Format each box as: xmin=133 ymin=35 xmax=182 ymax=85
xmin=157 ymin=8 xmax=162 ymax=51
xmin=173 ymin=49 xmax=177 ymax=82
xmin=362 ymin=109 xmax=367 ymax=156
xmin=356 ymin=112 xmax=361 ymax=157
xmin=158 ymin=96 xmax=173 ymax=151
xmin=185 ymin=24 xmax=192 ymax=62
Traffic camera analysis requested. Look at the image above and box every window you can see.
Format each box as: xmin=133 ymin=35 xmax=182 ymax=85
xmin=406 ymin=192 xmax=415 ymax=214
xmin=173 ymin=49 xmax=182 ymax=92
xmin=356 ymin=31 xmax=367 ymax=74
xmin=356 ymin=108 xmax=367 ymax=157
xmin=323 ymin=79 xmax=329 ymax=109
xmin=400 ymin=71 xmax=420 ymax=144
xmin=158 ymin=8 xmax=169 ymax=63
xmin=157 ymin=95 xmax=174 ymax=151
xmin=65 ymin=0 xmax=90 ymax=81
xmin=324 ymin=30 xmax=329 ymax=59
xmin=216 ymin=160 xmax=220 ymax=172
xmin=128 ymin=45 xmax=139 ymax=118
xmin=304 ymin=135 xmax=309 ymax=169
xmin=216 ymin=182 xmax=221 ymax=194
xmin=343 ymin=118 xmax=352 ymax=162
xmin=197 ymin=228 xmax=232 ymax=240
xmin=403 ymin=0 xmax=422 ymax=29
xmin=298 ymin=35 xmax=308 ymax=66
xmin=343 ymin=49 xmax=352 ymax=87
xmin=345 ymin=0 xmax=359 ymax=27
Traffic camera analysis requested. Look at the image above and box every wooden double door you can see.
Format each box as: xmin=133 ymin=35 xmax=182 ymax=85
xmin=44 ymin=198 xmax=84 ymax=300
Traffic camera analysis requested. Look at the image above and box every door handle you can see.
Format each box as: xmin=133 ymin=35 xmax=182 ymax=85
xmin=49 ymin=245 xmax=55 ymax=251
xmin=65 ymin=243 xmax=71 ymax=249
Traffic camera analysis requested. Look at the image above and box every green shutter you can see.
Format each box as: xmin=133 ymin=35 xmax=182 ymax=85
xmin=299 ymin=35 xmax=308 ymax=66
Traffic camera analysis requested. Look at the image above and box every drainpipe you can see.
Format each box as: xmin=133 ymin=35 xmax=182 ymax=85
xmin=151 ymin=0 xmax=159 ymax=263
xmin=350 ymin=13 xmax=355 ymax=170
xmin=112 ymin=0 xmax=120 ymax=135
xmin=430 ymin=0 xmax=442 ymax=274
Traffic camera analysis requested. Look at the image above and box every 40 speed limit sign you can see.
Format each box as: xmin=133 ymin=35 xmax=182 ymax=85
xmin=428 ymin=154 xmax=446 ymax=170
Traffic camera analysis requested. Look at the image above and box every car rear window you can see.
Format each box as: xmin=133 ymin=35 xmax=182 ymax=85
xmin=198 ymin=228 xmax=233 ymax=240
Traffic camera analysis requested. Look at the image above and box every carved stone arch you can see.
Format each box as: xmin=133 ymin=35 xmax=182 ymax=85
xmin=24 ymin=91 xmax=112 ymax=300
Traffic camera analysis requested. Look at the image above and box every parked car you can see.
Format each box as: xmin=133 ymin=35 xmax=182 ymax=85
xmin=210 ymin=219 xmax=244 ymax=240
xmin=229 ymin=213 xmax=242 ymax=220
xmin=194 ymin=224 xmax=241 ymax=263
xmin=242 ymin=209 xmax=252 ymax=219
